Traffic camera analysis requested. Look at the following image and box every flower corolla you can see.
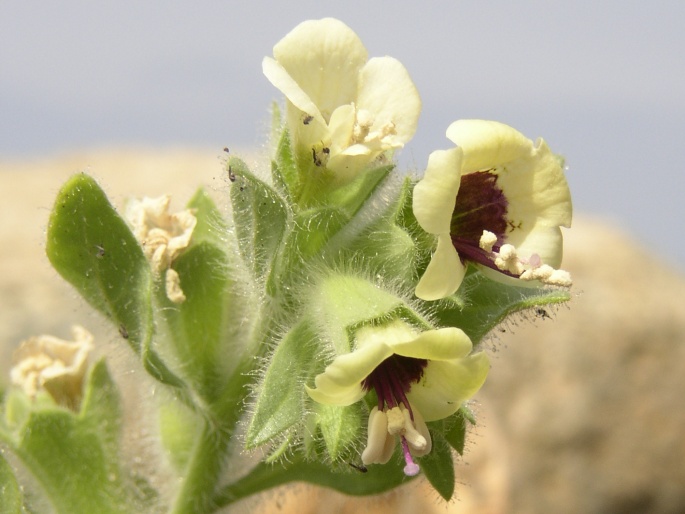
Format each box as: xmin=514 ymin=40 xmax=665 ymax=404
xmin=413 ymin=120 xmax=573 ymax=300
xmin=10 ymin=325 xmax=94 ymax=409
xmin=263 ymin=18 xmax=421 ymax=186
xmin=306 ymin=319 xmax=489 ymax=475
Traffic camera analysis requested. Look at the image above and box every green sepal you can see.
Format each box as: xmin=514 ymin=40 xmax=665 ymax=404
xmin=269 ymin=101 xmax=283 ymax=156
xmin=429 ymin=405 xmax=474 ymax=459
xmin=290 ymin=207 xmax=348 ymax=259
xmin=245 ymin=321 xmax=319 ymax=449
xmin=274 ymin=206 xmax=349 ymax=291
xmin=45 ymin=173 xmax=183 ymax=388
xmin=158 ymin=241 xmax=239 ymax=404
xmin=228 ymin=157 xmax=289 ymax=284
xmin=271 ymin=125 xmax=297 ymax=202
xmin=1 ymin=360 xmax=157 ymax=514
xmin=318 ymin=163 xmax=393 ymax=216
xmin=307 ymin=274 xmax=430 ymax=356
xmin=186 ymin=187 xmax=228 ymax=247
xmin=3 ymin=389 xmax=55 ymax=431
xmin=322 ymin=176 xmax=424 ymax=285
xmin=156 ymin=187 xmax=256 ymax=405
xmin=313 ymin=402 xmax=363 ymax=462
xmin=419 ymin=431 xmax=455 ymax=501
xmin=434 ymin=268 xmax=572 ymax=346
xmin=442 ymin=407 xmax=472 ymax=455
xmin=0 ymin=452 xmax=23 ymax=514
xmin=342 ymin=177 xmax=417 ymax=282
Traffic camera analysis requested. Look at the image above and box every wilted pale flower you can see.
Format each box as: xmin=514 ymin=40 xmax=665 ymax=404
xmin=263 ymin=18 xmax=421 ymax=186
xmin=10 ymin=325 xmax=94 ymax=409
xmin=413 ymin=120 xmax=573 ymax=301
xmin=125 ymin=195 xmax=196 ymax=303
xmin=306 ymin=320 xmax=489 ymax=475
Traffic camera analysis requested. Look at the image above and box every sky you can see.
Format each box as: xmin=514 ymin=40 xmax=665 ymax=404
xmin=1 ymin=1 xmax=684 ymax=269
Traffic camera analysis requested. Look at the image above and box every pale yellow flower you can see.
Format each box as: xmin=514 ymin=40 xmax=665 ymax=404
xmin=263 ymin=18 xmax=421 ymax=186
xmin=413 ymin=120 xmax=573 ymax=300
xmin=10 ymin=325 xmax=94 ymax=409
xmin=306 ymin=320 xmax=489 ymax=475
xmin=125 ymin=195 xmax=196 ymax=303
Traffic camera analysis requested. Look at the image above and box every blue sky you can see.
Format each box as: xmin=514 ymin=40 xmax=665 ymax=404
xmin=2 ymin=1 xmax=683 ymax=268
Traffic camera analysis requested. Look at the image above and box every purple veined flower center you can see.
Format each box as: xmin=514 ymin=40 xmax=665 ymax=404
xmin=450 ymin=170 xmax=518 ymax=277
xmin=361 ymin=354 xmax=428 ymax=419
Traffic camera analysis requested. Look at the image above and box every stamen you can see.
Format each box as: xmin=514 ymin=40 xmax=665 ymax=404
xmin=401 ymin=437 xmax=420 ymax=476
xmin=479 ymin=230 xmax=498 ymax=252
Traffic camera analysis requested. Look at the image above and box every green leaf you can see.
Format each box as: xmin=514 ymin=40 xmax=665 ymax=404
xmin=435 ymin=269 xmax=572 ymax=346
xmin=45 ymin=174 xmax=183 ymax=388
xmin=46 ymin=174 xmax=150 ymax=352
xmin=229 ymin=158 xmax=289 ymax=283
xmin=5 ymin=361 xmax=157 ymax=514
xmin=0 ymin=452 xmax=22 ymax=514
xmin=245 ymin=321 xmax=319 ymax=448
xmin=420 ymin=432 xmax=455 ymax=501
xmin=158 ymin=401 xmax=204 ymax=472
xmin=215 ymin=456 xmax=413 ymax=507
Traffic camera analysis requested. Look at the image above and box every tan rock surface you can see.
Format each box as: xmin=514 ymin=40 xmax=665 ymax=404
xmin=1 ymin=150 xmax=684 ymax=513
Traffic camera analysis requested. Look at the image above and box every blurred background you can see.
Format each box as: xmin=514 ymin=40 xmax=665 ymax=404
xmin=2 ymin=0 xmax=684 ymax=269
xmin=1 ymin=1 xmax=684 ymax=513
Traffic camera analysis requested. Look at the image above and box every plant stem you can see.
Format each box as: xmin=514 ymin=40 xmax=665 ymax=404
xmin=169 ymin=418 xmax=230 ymax=514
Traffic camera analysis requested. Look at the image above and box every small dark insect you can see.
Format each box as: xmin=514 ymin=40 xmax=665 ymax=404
xmin=348 ymin=462 xmax=368 ymax=473
xmin=303 ymin=115 xmax=313 ymax=125
xmin=95 ymin=245 xmax=105 ymax=258
xmin=535 ymin=307 xmax=550 ymax=320
xmin=223 ymin=147 xmax=230 ymax=153
xmin=312 ymin=147 xmax=331 ymax=167
xmin=119 ymin=324 xmax=129 ymax=339
xmin=228 ymin=165 xmax=236 ymax=182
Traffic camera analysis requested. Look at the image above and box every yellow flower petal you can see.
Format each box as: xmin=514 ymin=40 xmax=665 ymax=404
xmin=262 ymin=57 xmax=324 ymax=123
xmin=272 ymin=18 xmax=367 ymax=121
xmin=265 ymin=18 xmax=421 ymax=187
xmin=414 ymin=234 xmax=465 ymax=301
xmin=413 ymin=148 xmax=463 ymax=235
xmin=407 ymin=351 xmax=490 ymax=421
xmin=446 ymin=119 xmax=532 ymax=172
xmin=495 ymin=138 xmax=572 ymax=231
xmin=306 ymin=342 xmax=393 ymax=406
xmin=391 ymin=326 xmax=473 ymax=361
xmin=415 ymin=119 xmax=572 ymax=298
xmin=356 ymin=57 xmax=421 ymax=147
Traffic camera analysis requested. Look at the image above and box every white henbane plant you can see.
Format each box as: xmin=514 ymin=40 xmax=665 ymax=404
xmin=0 ymin=17 xmax=573 ymax=513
